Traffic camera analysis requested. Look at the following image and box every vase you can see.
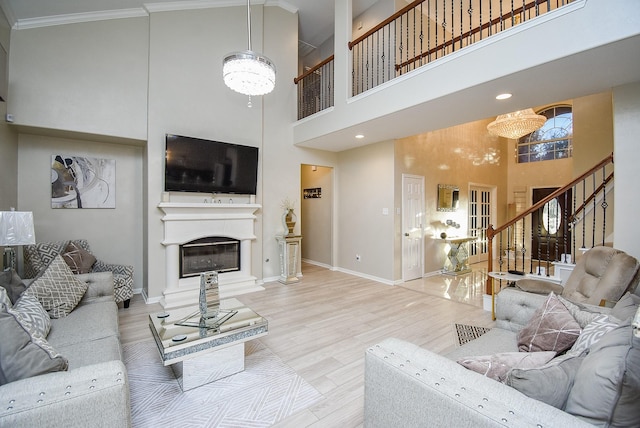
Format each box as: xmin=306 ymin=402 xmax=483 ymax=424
xmin=282 ymin=209 xmax=297 ymax=236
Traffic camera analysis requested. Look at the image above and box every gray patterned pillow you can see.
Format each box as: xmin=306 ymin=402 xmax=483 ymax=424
xmin=568 ymin=314 xmax=618 ymax=356
xmin=0 ymin=301 xmax=68 ymax=385
xmin=25 ymin=255 xmax=88 ymax=318
xmin=12 ymin=293 xmax=51 ymax=338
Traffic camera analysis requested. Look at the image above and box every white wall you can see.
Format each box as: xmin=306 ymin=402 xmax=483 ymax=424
xmin=613 ymin=82 xmax=640 ymax=258
xmin=16 ymin=134 xmax=144 ymax=289
xmin=337 ymin=140 xmax=395 ymax=282
xmin=8 ymin=18 xmax=149 ymax=140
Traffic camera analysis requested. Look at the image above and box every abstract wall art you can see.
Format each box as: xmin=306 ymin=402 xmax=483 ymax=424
xmin=51 ymin=155 xmax=116 ymax=209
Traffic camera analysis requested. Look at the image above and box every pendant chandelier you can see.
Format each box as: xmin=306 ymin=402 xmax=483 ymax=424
xmin=222 ymin=0 xmax=276 ymax=96
xmin=486 ymin=108 xmax=546 ymax=139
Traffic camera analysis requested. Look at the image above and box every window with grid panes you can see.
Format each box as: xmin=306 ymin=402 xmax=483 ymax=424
xmin=517 ymin=105 xmax=573 ymax=163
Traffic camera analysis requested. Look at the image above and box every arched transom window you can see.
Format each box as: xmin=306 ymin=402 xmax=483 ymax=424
xmin=517 ymin=105 xmax=573 ymax=163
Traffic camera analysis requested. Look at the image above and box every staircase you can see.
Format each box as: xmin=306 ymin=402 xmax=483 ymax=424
xmin=486 ymin=153 xmax=614 ymax=315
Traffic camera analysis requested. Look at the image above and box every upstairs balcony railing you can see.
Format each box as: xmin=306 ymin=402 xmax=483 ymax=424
xmin=486 ymin=153 xmax=614 ymax=318
xmin=295 ymin=0 xmax=573 ymax=119
xmin=294 ymin=55 xmax=334 ymax=120
xmin=349 ymin=0 xmax=571 ymax=96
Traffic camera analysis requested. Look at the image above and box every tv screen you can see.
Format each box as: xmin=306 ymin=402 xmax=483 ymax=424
xmin=165 ymin=134 xmax=258 ymax=195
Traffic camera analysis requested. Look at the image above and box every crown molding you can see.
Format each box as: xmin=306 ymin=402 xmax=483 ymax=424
xmin=265 ymin=1 xmax=297 ymax=14
xmin=8 ymin=0 xmax=296 ymax=30
xmin=14 ymin=8 xmax=148 ymax=30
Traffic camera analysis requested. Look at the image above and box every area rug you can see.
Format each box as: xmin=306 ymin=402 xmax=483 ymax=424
xmin=454 ymin=323 xmax=491 ymax=346
xmin=124 ymin=340 xmax=323 ymax=427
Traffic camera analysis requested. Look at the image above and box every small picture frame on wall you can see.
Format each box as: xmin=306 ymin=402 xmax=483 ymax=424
xmin=303 ymin=187 xmax=322 ymax=199
xmin=51 ymin=154 xmax=116 ymax=209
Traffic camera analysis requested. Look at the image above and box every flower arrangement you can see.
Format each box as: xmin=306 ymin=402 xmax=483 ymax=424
xmin=280 ymin=197 xmax=296 ymax=211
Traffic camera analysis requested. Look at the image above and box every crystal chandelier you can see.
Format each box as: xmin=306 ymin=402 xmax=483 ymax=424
xmin=487 ymin=108 xmax=546 ymax=139
xmin=223 ymin=0 xmax=276 ymax=97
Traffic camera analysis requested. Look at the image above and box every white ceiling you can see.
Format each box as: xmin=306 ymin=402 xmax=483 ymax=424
xmin=0 ymin=0 xmax=379 ymax=49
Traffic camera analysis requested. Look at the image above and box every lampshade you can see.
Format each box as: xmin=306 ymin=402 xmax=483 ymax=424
xmin=223 ymin=0 xmax=276 ymax=97
xmin=487 ymin=108 xmax=547 ymax=139
xmin=223 ymin=50 xmax=276 ymax=96
xmin=0 ymin=211 xmax=35 ymax=246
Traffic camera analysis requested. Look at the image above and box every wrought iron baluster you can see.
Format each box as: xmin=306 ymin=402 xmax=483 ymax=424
xmin=601 ymin=163 xmax=608 ymax=246
xmin=591 ymin=173 xmax=596 ymax=248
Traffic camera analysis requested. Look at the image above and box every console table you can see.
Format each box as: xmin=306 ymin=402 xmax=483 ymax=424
xmin=276 ymin=235 xmax=302 ymax=284
xmin=442 ymin=236 xmax=476 ymax=275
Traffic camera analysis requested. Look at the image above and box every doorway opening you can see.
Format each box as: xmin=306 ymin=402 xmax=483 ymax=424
xmin=300 ymin=164 xmax=334 ymax=268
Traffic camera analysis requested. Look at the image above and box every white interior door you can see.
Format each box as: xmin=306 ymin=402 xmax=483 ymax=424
xmin=468 ymin=185 xmax=494 ymax=264
xmin=402 ymin=174 xmax=424 ymax=281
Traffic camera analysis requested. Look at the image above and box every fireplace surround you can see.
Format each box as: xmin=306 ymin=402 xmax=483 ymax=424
xmin=158 ymin=202 xmax=263 ymax=309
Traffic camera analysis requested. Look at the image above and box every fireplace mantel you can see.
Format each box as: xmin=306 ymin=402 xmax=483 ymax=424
xmin=158 ymin=202 xmax=263 ymax=308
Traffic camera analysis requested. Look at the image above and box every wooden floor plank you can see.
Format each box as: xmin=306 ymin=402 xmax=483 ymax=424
xmin=118 ymin=262 xmax=493 ymax=427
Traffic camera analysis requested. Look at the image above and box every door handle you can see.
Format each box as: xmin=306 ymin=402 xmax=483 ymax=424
xmin=404 ymin=233 xmax=410 ymax=237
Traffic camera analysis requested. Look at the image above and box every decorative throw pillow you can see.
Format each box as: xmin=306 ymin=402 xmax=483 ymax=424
xmin=0 ymin=287 xmax=10 ymax=307
xmin=457 ymin=351 xmax=556 ymax=383
xmin=610 ymin=292 xmax=640 ymax=322
xmin=11 ymin=293 xmax=51 ymax=338
xmin=568 ymin=314 xmax=618 ymax=356
xmin=517 ymin=292 xmax=581 ymax=353
xmin=506 ymin=353 xmax=585 ymax=409
xmin=25 ymin=255 xmax=88 ymax=318
xmin=61 ymin=241 xmax=96 ymax=274
xmin=0 ymin=302 xmax=68 ymax=385
xmin=0 ymin=268 xmax=27 ymax=304
xmin=565 ymin=320 xmax=640 ymax=426
xmin=557 ymin=295 xmax=601 ymax=328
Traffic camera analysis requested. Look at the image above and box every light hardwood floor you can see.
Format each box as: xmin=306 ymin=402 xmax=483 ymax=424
xmin=118 ymin=263 xmax=494 ymax=427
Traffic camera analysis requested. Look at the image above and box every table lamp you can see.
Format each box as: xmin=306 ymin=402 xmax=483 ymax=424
xmin=0 ymin=210 xmax=36 ymax=271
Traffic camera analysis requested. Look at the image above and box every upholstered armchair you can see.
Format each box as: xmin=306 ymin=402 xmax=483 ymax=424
xmin=23 ymin=239 xmax=133 ymax=308
xmin=515 ymin=245 xmax=640 ymax=306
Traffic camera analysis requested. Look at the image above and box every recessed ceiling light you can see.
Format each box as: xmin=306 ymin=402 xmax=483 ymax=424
xmin=496 ymin=93 xmax=512 ymax=100
xmin=355 ymin=134 xmax=364 ymax=139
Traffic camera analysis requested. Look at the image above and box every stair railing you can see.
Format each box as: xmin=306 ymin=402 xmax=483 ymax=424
xmin=486 ymin=152 xmax=614 ymax=318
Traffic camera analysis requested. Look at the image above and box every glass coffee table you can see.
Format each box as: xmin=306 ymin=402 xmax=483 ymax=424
xmin=149 ymin=298 xmax=268 ymax=391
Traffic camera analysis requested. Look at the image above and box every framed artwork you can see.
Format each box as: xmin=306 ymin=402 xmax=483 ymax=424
xmin=51 ymin=155 xmax=116 ymax=209
xmin=303 ymin=187 xmax=322 ymax=199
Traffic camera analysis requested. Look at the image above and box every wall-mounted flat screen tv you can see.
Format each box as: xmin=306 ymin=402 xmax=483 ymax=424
xmin=165 ymin=134 xmax=258 ymax=195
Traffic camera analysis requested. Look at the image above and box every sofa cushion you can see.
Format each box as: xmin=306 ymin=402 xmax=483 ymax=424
xmin=0 ymin=269 xmax=27 ymax=304
xmin=61 ymin=241 xmax=96 ymax=274
xmin=57 ymin=335 xmax=123 ymax=370
xmin=457 ymin=351 xmax=556 ymax=382
xmin=506 ymin=352 xmax=585 ymax=409
xmin=610 ymin=292 xmax=640 ymax=322
xmin=25 ymin=255 xmax=88 ymax=318
xmin=47 ymin=300 xmax=119 ymax=349
xmin=0 ymin=301 xmax=68 ymax=385
xmin=565 ymin=316 xmax=640 ymax=426
xmin=517 ymin=292 xmax=581 ymax=353
xmin=12 ymin=293 xmax=51 ymax=338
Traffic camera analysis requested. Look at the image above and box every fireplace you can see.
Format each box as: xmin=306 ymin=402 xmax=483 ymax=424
xmin=180 ymin=237 xmax=240 ymax=278
xmin=158 ymin=202 xmax=263 ymax=309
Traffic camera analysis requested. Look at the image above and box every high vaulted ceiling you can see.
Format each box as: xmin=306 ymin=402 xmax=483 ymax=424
xmin=0 ymin=0 xmax=379 ymax=50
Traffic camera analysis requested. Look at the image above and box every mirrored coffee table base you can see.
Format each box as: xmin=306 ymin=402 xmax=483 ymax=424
xmin=149 ymin=298 xmax=268 ymax=391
